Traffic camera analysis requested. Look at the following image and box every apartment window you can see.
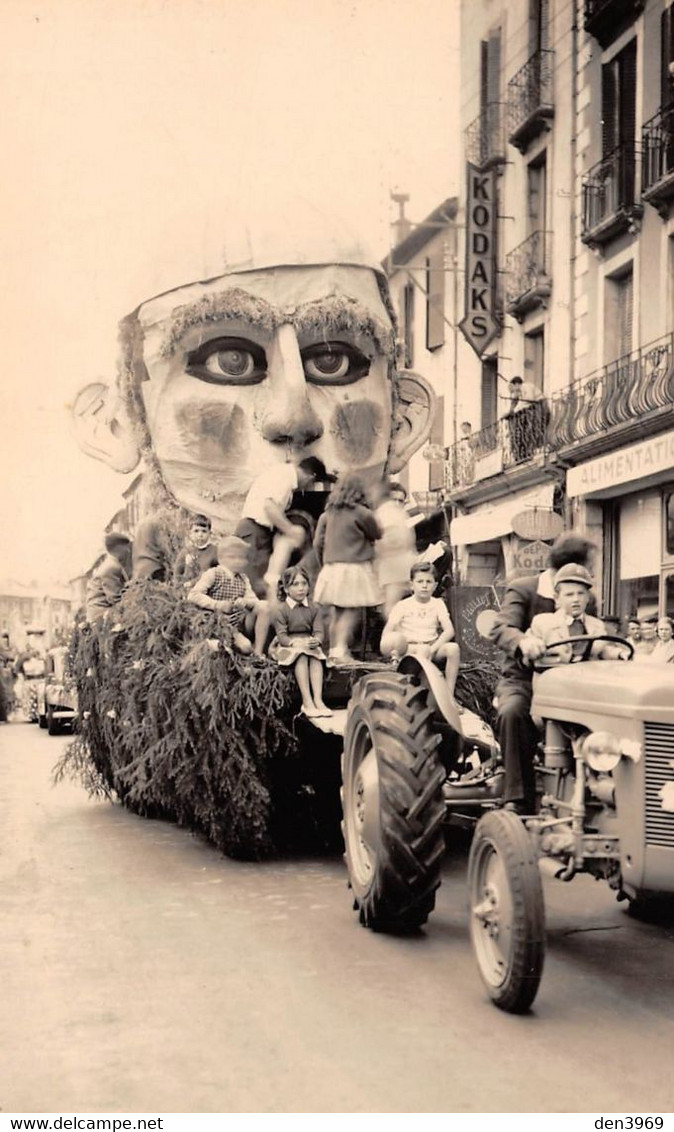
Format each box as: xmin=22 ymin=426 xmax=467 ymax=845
xmin=426 ymin=252 xmax=446 ymax=351
xmin=604 ymin=267 xmax=633 ymax=363
xmin=524 ymin=328 xmax=545 ymax=388
xmin=527 ymin=155 xmax=547 ymax=236
xmin=402 ymin=283 xmax=414 ymax=368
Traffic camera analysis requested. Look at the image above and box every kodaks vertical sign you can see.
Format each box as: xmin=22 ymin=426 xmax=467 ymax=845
xmin=459 ymin=163 xmax=500 ymax=356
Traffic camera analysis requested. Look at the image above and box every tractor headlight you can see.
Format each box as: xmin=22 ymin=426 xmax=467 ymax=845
xmin=581 ymin=732 xmax=622 ymax=773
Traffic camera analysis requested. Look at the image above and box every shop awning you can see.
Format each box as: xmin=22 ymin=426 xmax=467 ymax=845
xmin=449 ymin=484 xmax=555 ymax=546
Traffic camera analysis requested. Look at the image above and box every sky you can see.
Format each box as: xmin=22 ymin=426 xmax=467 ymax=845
xmin=0 ymin=0 xmax=460 ymax=588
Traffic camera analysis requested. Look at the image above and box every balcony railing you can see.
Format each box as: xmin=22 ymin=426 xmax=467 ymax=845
xmin=581 ymin=143 xmax=642 ymax=246
xmin=548 ymin=333 xmax=674 ymax=448
xmin=505 ymin=230 xmax=553 ymax=320
xmin=507 ymin=49 xmax=555 ymax=153
xmin=444 ymin=333 xmax=674 ymax=493
xmin=642 ymin=103 xmax=674 ymax=216
xmin=584 ymin=0 xmax=645 ymax=48
xmin=465 ymin=102 xmax=506 ymax=170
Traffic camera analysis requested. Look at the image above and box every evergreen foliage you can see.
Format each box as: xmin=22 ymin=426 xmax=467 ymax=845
xmin=56 ymin=580 xmax=307 ymax=860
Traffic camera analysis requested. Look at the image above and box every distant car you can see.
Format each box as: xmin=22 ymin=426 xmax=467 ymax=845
xmin=41 ymin=646 xmax=77 ymax=735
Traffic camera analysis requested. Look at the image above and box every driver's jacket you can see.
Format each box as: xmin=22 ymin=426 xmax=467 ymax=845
xmin=522 ymin=609 xmax=620 ymax=663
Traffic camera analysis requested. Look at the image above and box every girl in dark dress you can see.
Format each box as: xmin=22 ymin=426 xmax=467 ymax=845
xmin=269 ymin=566 xmax=332 ymax=718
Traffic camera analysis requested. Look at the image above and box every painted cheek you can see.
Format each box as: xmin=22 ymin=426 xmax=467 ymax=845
xmin=330 ymin=400 xmax=384 ymax=464
xmin=173 ymin=399 xmax=249 ymax=465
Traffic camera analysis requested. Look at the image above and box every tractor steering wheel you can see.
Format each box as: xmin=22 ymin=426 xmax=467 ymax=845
xmin=538 ymin=634 xmax=634 ymax=666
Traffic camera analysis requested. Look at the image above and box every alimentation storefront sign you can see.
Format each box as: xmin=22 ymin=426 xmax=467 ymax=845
xmin=567 ymin=429 xmax=674 ymax=497
xmin=459 ymin=163 xmax=500 ymax=357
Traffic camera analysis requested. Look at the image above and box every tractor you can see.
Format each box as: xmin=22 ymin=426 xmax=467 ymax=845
xmin=339 ymin=633 xmax=674 ymax=1013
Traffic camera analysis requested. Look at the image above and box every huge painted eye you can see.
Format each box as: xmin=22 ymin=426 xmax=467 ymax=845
xmin=302 ymin=342 xmax=370 ymax=385
xmin=186 ymin=337 xmax=267 ymax=385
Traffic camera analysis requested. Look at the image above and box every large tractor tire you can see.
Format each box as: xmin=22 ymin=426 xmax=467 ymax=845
xmin=341 ymin=671 xmax=446 ymax=932
xmin=468 ymin=809 xmax=545 ymax=1013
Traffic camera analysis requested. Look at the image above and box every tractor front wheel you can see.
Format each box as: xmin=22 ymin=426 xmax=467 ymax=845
xmin=468 ymin=809 xmax=545 ymax=1013
xmin=342 ymin=672 xmax=446 ymax=932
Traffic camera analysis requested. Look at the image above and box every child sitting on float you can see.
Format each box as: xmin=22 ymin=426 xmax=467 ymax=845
xmin=380 ymin=560 xmax=460 ymax=696
xmin=187 ymin=535 xmax=271 ymax=656
xmin=269 ymin=566 xmax=332 ymax=719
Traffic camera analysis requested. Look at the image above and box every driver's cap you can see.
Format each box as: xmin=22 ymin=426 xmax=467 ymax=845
xmin=553 ymin=563 xmax=593 ymax=590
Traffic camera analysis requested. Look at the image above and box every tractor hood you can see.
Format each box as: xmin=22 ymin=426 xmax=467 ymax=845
xmin=532 ymin=661 xmax=674 ymax=729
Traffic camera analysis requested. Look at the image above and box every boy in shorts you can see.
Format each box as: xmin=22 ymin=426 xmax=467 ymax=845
xmin=380 ymin=561 xmax=460 ymax=695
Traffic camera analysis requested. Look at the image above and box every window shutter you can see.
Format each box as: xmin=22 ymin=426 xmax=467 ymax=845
xmin=602 ymin=59 xmax=617 ymax=157
xmin=529 ymin=0 xmax=549 ymax=53
xmin=481 ymin=360 xmax=498 ymax=430
xmin=617 ymin=272 xmax=633 ymax=359
xmin=487 ymin=28 xmax=502 ymax=106
xmin=662 ymin=7 xmax=674 ymax=108
xmin=619 ymin=39 xmax=637 ymax=148
xmin=426 ymin=251 xmax=446 ymax=351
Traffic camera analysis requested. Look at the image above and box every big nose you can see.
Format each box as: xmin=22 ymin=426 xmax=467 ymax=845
xmin=260 ymin=324 xmax=324 ymax=447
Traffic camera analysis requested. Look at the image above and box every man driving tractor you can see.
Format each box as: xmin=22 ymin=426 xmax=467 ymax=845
xmin=488 ymin=533 xmax=598 ymax=814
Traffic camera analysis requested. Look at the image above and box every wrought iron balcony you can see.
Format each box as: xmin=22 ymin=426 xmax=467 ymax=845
xmin=444 ymin=333 xmax=674 ymax=494
xmin=465 ymin=103 xmax=506 ymax=170
xmin=444 ymin=408 xmax=547 ymax=492
xmin=584 ymin=0 xmax=645 ymax=48
xmin=642 ymin=103 xmax=674 ymax=217
xmin=548 ymin=333 xmax=674 ymax=450
xmin=581 ymin=144 xmax=642 ymax=247
xmin=507 ymin=49 xmax=555 ymax=153
xmin=505 ymin=230 xmax=552 ymax=321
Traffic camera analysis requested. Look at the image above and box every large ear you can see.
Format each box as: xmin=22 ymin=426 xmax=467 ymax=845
xmin=388 ymin=371 xmax=436 ymax=474
xmin=71 ymin=382 xmax=141 ymax=473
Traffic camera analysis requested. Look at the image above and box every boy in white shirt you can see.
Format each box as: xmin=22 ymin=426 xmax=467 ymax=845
xmin=380 ymin=561 xmax=460 ymax=695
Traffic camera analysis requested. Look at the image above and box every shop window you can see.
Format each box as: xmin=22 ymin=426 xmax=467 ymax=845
xmin=617 ymin=491 xmax=661 ymax=622
xmin=664 ymin=571 xmax=674 ymax=619
xmin=666 ymin=489 xmax=674 ymax=555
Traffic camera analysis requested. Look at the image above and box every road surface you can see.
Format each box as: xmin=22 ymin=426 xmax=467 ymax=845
xmin=1 ymin=722 xmax=673 ymax=1113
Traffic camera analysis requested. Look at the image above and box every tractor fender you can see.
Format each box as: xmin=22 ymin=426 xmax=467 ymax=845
xmin=397 ymin=653 xmax=464 ymax=737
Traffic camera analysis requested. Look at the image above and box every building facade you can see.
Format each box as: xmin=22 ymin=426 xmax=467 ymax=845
xmin=448 ymin=0 xmax=674 ymax=625
xmin=385 ymin=196 xmax=463 ymax=503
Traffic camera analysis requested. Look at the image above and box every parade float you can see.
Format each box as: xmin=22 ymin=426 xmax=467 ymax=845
xmin=59 ymin=223 xmax=497 ymax=859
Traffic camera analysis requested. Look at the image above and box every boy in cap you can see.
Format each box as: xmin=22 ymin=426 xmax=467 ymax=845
xmin=521 ymin=563 xmax=626 ymax=662
xmin=173 ymin=514 xmax=219 ymax=588
xmin=187 ymin=535 xmax=271 ymax=656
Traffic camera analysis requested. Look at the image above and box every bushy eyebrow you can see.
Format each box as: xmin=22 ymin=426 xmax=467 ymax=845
xmin=157 ymin=287 xmax=396 ymax=361
xmin=293 ymin=295 xmax=395 ymax=359
xmin=159 ymin=288 xmax=281 ymax=359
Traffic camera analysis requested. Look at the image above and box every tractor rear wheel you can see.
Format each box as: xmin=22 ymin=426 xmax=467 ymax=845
xmin=468 ymin=809 xmax=545 ymax=1013
xmin=342 ymin=671 xmax=446 ymax=932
